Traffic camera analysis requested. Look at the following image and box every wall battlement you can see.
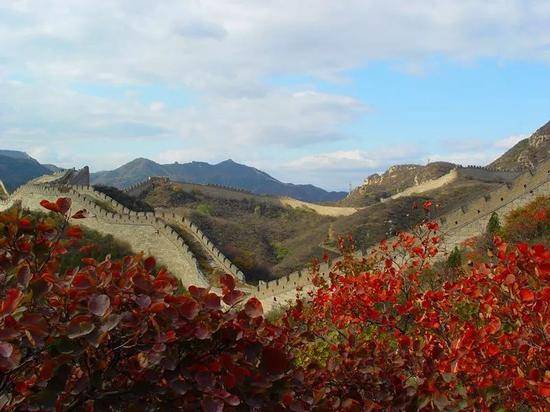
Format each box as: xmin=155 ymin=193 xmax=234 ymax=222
xmin=2 ymin=158 xmax=548 ymax=309
xmin=123 ymin=176 xmax=254 ymax=197
xmin=0 ymin=182 xmax=209 ymax=288
xmin=255 ymin=159 xmax=550 ymax=300
xmin=1 ymin=178 xmax=244 ymax=282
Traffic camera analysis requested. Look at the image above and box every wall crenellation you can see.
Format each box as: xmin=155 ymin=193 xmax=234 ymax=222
xmin=157 ymin=210 xmax=245 ymax=280
xmin=0 ymin=182 xmax=209 ymax=288
xmin=2 ymin=159 xmax=548 ymax=306
xmin=255 ymin=159 xmax=550 ymax=299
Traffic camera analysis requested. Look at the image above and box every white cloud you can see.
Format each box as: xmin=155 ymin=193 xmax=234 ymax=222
xmin=0 ymin=1 xmax=548 ymax=186
xmin=494 ymin=134 xmax=527 ymax=148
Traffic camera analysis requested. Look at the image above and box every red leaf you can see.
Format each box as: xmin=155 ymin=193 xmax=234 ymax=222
xmin=149 ymin=302 xmax=166 ymax=313
xmin=220 ymin=274 xmax=235 ymax=293
xmin=539 ymin=383 xmax=550 ymax=397
xmin=0 ymin=289 xmax=22 ymax=316
xmin=204 ymin=293 xmax=221 ymax=310
xmin=17 ymin=265 xmax=32 ymax=288
xmin=88 ymin=294 xmax=110 ymax=317
xmin=201 ymin=398 xmax=224 ymax=412
xmin=67 ymin=315 xmax=95 ymax=339
xmin=144 ymin=256 xmax=156 ymax=271
xmin=56 ymin=197 xmax=72 ymax=214
xmin=223 ymin=290 xmax=244 ymax=306
xmin=195 ymin=323 xmax=211 ymax=340
xmin=485 ymin=343 xmax=500 ymax=357
xmin=516 ymin=242 xmax=529 ymax=254
xmin=18 ymin=218 xmax=32 ymax=230
xmin=67 ymin=226 xmax=83 ymax=239
xmin=0 ymin=342 xmax=13 ymax=358
xmin=39 ymin=199 xmax=59 ymax=213
xmin=71 ymin=209 xmax=88 ymax=219
xmin=261 ymin=347 xmax=288 ymax=375
xmin=188 ymin=285 xmax=208 ymax=300
xmin=423 ymin=200 xmax=433 ymax=211
xmin=486 ymin=317 xmax=501 ymax=335
xmin=519 ymin=288 xmax=535 ymax=302
xmin=180 ymin=298 xmax=199 ymax=320
xmin=244 ymin=297 xmax=263 ymax=318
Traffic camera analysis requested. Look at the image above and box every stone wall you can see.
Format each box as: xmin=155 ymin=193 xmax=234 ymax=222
xmin=382 ymin=165 xmax=520 ymax=202
xmin=455 ymin=166 xmax=520 ymax=182
xmin=157 ymin=211 xmax=245 ymax=280
xmin=254 ymin=159 xmax=550 ymax=305
xmin=0 ymin=184 xmax=209 ymax=288
xmin=0 ymin=178 xmax=244 ymax=283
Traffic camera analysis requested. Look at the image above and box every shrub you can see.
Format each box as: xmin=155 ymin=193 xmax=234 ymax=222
xmin=282 ymin=215 xmax=550 ymax=410
xmin=0 ymin=198 xmax=293 ymax=411
xmin=196 ymin=203 xmax=213 ymax=216
xmin=486 ymin=211 xmax=501 ymax=236
xmin=502 ymin=196 xmax=550 ymax=243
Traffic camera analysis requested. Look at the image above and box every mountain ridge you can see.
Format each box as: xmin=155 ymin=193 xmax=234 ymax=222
xmin=489 ymin=121 xmax=550 ymax=171
xmin=0 ymin=151 xmax=52 ymax=192
xmin=91 ymin=158 xmax=348 ymax=203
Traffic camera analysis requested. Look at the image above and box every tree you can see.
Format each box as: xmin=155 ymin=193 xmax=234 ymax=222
xmin=486 ymin=211 xmax=501 ymax=236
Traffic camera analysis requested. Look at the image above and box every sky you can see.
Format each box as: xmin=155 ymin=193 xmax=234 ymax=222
xmin=0 ymin=1 xmax=549 ymax=191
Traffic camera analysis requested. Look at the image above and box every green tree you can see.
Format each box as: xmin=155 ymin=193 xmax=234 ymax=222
xmin=446 ymin=246 xmax=462 ymax=268
xmin=486 ymin=211 xmax=501 ymax=235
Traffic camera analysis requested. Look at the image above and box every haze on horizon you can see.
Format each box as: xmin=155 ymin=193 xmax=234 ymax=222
xmin=0 ymin=1 xmax=549 ymax=190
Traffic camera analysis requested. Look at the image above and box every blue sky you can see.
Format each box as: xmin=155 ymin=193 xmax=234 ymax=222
xmin=0 ymin=1 xmax=549 ymax=190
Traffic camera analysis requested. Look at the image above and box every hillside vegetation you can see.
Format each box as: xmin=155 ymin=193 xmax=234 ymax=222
xmin=341 ymin=161 xmax=457 ymax=207
xmin=490 ymin=121 xmax=549 ymax=170
xmin=136 ymin=180 xmax=334 ymax=281
xmin=127 ymin=167 xmax=517 ymax=282
xmin=1 ymin=196 xmax=548 ymax=411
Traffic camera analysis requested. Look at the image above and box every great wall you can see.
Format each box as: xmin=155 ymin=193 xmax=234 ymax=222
xmin=254 ymin=159 xmax=550 ymax=310
xmin=383 ymin=164 xmax=521 ymax=201
xmin=0 ymin=159 xmax=549 ymax=310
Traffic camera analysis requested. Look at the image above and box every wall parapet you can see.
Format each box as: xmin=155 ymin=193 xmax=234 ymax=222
xmin=256 ymin=159 xmax=550 ymax=298
xmin=0 ymin=182 xmax=209 ymax=288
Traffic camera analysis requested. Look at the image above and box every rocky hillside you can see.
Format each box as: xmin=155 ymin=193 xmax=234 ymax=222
xmin=341 ymin=161 xmax=456 ymax=207
xmin=92 ymin=158 xmax=347 ymax=203
xmin=135 ymin=179 xmax=334 ymax=281
xmin=0 ymin=151 xmax=51 ymax=192
xmin=490 ymin=121 xmax=550 ymax=171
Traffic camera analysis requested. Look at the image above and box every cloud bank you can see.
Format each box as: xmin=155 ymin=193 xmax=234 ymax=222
xmin=0 ymin=1 xmax=548 ymax=188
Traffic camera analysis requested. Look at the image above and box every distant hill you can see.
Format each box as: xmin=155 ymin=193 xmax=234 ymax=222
xmin=341 ymin=162 xmax=457 ymax=207
xmin=0 ymin=150 xmax=32 ymax=160
xmin=490 ymin=121 xmax=550 ymax=170
xmin=91 ymin=158 xmax=347 ymax=203
xmin=0 ymin=151 xmax=51 ymax=192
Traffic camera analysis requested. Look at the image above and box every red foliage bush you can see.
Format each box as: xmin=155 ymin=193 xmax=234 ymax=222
xmin=282 ymin=216 xmax=550 ymax=410
xmin=502 ymin=195 xmax=549 ymax=243
xmin=0 ymin=199 xmax=293 ymax=411
xmin=1 ymin=198 xmax=549 ymax=411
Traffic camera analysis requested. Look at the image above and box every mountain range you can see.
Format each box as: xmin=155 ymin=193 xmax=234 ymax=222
xmin=1 ymin=120 xmax=547 ymax=201
xmin=90 ymin=158 xmax=348 ymax=203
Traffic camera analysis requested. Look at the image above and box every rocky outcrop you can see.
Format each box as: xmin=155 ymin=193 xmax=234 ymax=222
xmin=490 ymin=121 xmax=550 ymax=171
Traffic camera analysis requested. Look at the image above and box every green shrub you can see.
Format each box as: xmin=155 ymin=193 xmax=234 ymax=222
xmin=196 ymin=203 xmax=213 ymax=215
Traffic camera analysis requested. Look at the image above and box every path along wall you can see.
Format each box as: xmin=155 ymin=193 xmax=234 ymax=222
xmin=254 ymin=159 xmax=550 ymax=309
xmin=0 ymin=184 xmax=209 ymax=288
